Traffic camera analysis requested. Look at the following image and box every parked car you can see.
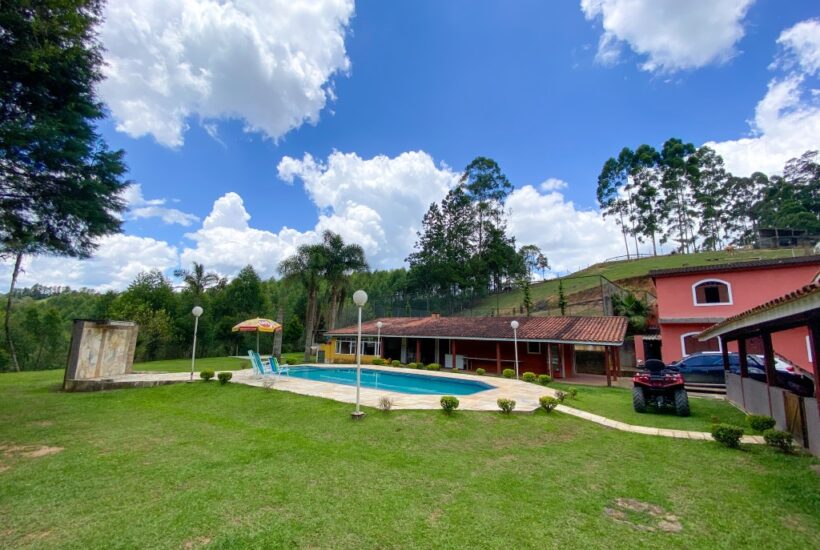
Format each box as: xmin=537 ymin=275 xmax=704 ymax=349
xmin=669 ymin=352 xmax=815 ymax=396
xmin=668 ymin=352 xmax=763 ymax=385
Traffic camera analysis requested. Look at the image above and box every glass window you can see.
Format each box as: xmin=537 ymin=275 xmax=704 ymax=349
xmin=527 ymin=342 xmax=541 ymax=354
xmin=694 ymin=281 xmax=731 ymax=305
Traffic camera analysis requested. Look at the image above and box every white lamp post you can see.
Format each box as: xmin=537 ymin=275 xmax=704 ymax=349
xmin=352 ymin=289 xmax=368 ymax=420
xmin=510 ymin=320 xmax=520 ymax=380
xmin=190 ymin=306 xmax=203 ymax=381
xmin=376 ymin=321 xmax=383 ymax=357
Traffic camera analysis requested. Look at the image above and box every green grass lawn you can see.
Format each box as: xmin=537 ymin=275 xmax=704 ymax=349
xmin=551 ymin=382 xmax=749 ymax=432
xmin=134 ymin=356 xmax=250 ymax=373
xmin=471 ymin=248 xmax=801 ymax=312
xmin=1 ymin=370 xmax=818 ymax=548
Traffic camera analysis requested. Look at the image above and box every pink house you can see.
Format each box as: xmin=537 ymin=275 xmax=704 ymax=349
xmin=648 ymin=256 xmax=820 ymax=374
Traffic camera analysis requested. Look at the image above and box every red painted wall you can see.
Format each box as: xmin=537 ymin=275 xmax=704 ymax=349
xmin=655 ymin=263 xmax=818 ymax=372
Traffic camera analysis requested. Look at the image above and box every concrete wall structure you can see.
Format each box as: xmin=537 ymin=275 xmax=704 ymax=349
xmin=63 ymin=320 xmax=138 ymax=391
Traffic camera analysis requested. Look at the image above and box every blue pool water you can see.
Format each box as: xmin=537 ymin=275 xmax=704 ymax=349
xmin=287 ymin=366 xmax=493 ymax=395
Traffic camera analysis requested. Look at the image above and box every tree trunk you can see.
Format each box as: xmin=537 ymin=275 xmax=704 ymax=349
xmin=651 ymin=232 xmax=657 ymax=256
xmin=327 ymin=286 xmax=340 ymax=330
xmin=5 ymin=251 xmax=23 ymax=372
xmin=303 ymin=286 xmax=318 ymax=360
xmin=617 ymin=211 xmax=630 ymax=259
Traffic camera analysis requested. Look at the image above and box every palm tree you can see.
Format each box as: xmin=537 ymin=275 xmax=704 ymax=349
xmin=321 ymin=231 xmax=368 ymax=330
xmin=174 ymin=262 xmax=220 ymax=302
xmin=279 ymin=243 xmax=327 ymax=360
xmin=611 ymin=292 xmax=651 ymax=334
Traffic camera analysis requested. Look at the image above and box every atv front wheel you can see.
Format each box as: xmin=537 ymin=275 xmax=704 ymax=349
xmin=674 ymin=389 xmax=690 ymax=416
xmin=632 ymin=386 xmax=646 ymax=413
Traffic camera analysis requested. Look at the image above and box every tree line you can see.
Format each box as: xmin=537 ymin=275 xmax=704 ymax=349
xmin=597 ymin=140 xmax=819 ymax=257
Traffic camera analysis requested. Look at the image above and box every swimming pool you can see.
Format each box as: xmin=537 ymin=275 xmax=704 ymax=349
xmin=287 ymin=366 xmax=493 ymax=395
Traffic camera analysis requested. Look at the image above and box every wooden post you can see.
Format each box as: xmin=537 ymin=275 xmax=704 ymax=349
xmin=495 ymin=342 xmax=501 ymax=374
xmin=810 ymin=321 xmax=820 ymax=418
xmin=738 ymin=337 xmax=747 ymax=409
xmin=762 ymin=331 xmax=775 ymax=417
xmin=604 ymin=347 xmax=612 ymax=387
xmin=613 ymin=346 xmax=620 ymax=381
xmin=721 ymin=337 xmax=730 ymax=371
xmin=416 ymin=339 xmax=422 ymax=365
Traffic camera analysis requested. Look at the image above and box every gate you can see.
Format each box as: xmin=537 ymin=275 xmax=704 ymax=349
xmin=784 ymin=392 xmax=808 ymax=448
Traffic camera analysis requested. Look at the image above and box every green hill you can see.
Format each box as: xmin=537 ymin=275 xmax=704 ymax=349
xmin=466 ymin=248 xmax=807 ymax=316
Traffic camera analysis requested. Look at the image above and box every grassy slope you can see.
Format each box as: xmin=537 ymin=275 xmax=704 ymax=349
xmin=472 ymin=248 xmax=800 ymax=313
xmin=1 ymin=370 xmax=818 ymax=548
xmin=551 ymin=382 xmax=748 ymax=432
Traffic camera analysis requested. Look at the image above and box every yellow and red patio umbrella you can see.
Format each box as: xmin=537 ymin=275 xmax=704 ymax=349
xmin=232 ymin=318 xmax=282 ymax=353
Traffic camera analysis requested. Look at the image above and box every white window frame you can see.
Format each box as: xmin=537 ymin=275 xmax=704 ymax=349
xmin=680 ymin=331 xmax=722 ymax=357
xmin=692 ymin=278 xmax=733 ymax=307
xmin=526 ymin=341 xmax=541 ymax=354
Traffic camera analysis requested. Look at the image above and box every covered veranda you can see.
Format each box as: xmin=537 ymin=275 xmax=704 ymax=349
xmin=698 ymin=282 xmax=820 ymax=455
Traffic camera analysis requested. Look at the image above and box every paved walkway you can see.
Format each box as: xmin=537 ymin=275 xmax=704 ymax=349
xmin=109 ymin=364 xmax=763 ymax=444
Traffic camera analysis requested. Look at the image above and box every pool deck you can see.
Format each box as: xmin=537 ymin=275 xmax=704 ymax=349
xmin=81 ymin=364 xmax=766 ymax=444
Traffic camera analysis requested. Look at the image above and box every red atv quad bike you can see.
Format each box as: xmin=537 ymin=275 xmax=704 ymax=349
xmin=632 ymin=358 xmax=690 ymax=416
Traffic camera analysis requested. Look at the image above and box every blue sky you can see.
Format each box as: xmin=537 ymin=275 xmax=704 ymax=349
xmin=11 ymin=0 xmax=820 ymax=289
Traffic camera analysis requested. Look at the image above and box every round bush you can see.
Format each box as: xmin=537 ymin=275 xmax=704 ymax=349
xmin=711 ymin=424 xmax=744 ymax=448
xmin=391 ymin=360 xmax=401 ymax=367
xmin=426 ymin=363 xmax=442 ymax=371
xmin=747 ymin=415 xmax=776 ymax=432
xmin=554 ymin=390 xmax=566 ymax=403
xmin=567 ymin=387 xmax=578 ymax=399
xmin=502 ymin=368 xmax=515 ymax=379
xmin=522 ymin=372 xmax=536 ymax=383
xmin=763 ymin=429 xmax=794 ymax=453
xmin=372 ymin=358 xmax=385 ymax=366
xmin=539 ymin=396 xmax=559 ymax=413
xmin=538 ymin=374 xmax=552 ymax=385
xmin=497 ymin=398 xmax=516 ymax=413
xmin=199 ymin=368 xmax=215 ymax=382
xmin=440 ymin=395 xmax=459 ymax=414
xmin=217 ymin=371 xmax=232 ymax=385
xmin=475 ymin=368 xmax=486 ymax=376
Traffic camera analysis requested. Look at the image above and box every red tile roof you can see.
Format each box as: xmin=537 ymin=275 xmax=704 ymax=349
xmin=699 ymin=282 xmax=820 ymax=339
xmin=327 ymin=315 xmax=628 ymax=345
xmin=649 ymin=255 xmax=820 ymax=278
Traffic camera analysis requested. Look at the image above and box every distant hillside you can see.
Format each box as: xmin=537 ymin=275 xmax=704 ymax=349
xmin=464 ymin=248 xmax=807 ymax=316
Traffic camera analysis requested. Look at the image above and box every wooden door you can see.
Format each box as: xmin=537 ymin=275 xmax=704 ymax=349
xmin=784 ymin=392 xmax=807 ymax=448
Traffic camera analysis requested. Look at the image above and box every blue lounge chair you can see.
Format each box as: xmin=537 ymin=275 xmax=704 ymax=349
xmin=247 ymin=350 xmax=267 ymax=376
xmin=268 ymin=356 xmax=290 ymax=378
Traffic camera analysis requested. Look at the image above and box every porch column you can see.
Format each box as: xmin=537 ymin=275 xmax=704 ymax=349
xmin=810 ymin=321 xmax=820 ymax=417
xmin=416 ymin=339 xmax=422 ymax=364
xmin=612 ymin=346 xmax=620 ymax=380
xmin=495 ymin=342 xmax=501 ymax=374
xmin=720 ymin=336 xmax=730 ymax=371
xmin=762 ymin=331 xmax=775 ymax=417
xmin=604 ymin=347 xmax=612 ymax=387
xmin=738 ymin=337 xmax=747 ymax=409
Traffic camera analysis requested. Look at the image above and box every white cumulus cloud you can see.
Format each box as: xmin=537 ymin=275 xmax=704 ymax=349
xmin=581 ymin=0 xmax=755 ymax=72
xmin=278 ymin=151 xmax=461 ymax=268
xmin=706 ymin=18 xmax=820 ymax=175
xmin=123 ymin=184 xmax=200 ymax=226
xmin=507 ymin=184 xmax=625 ymax=274
xmin=100 ymin=0 xmax=354 ymax=147
xmin=0 ymin=235 xmax=179 ymax=291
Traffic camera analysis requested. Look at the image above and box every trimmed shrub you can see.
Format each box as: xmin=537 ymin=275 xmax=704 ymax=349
xmin=497 ymin=398 xmax=516 ymax=413
xmin=522 ymin=372 xmax=536 ymax=383
xmin=763 ymin=429 xmax=794 ymax=453
xmin=285 ymin=357 xmax=300 ymax=365
xmin=554 ymin=390 xmax=566 ymax=403
xmin=566 ymin=387 xmax=578 ymax=399
xmin=711 ymin=424 xmax=744 ymax=448
xmin=199 ymin=369 xmax=215 ymax=382
xmin=538 ymin=374 xmax=552 ymax=385
xmin=217 ymin=371 xmax=232 ymax=385
xmin=440 ymin=395 xmax=459 ymax=414
xmin=539 ymin=396 xmax=559 ymax=413
xmin=378 ymin=396 xmax=394 ymax=412
xmin=391 ymin=360 xmax=401 ymax=367
xmin=502 ymin=368 xmax=515 ymax=378
xmin=475 ymin=368 xmax=486 ymax=376
xmin=372 ymin=358 xmax=385 ymax=366
xmin=426 ymin=363 xmax=442 ymax=371
xmin=747 ymin=415 xmax=776 ymax=432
